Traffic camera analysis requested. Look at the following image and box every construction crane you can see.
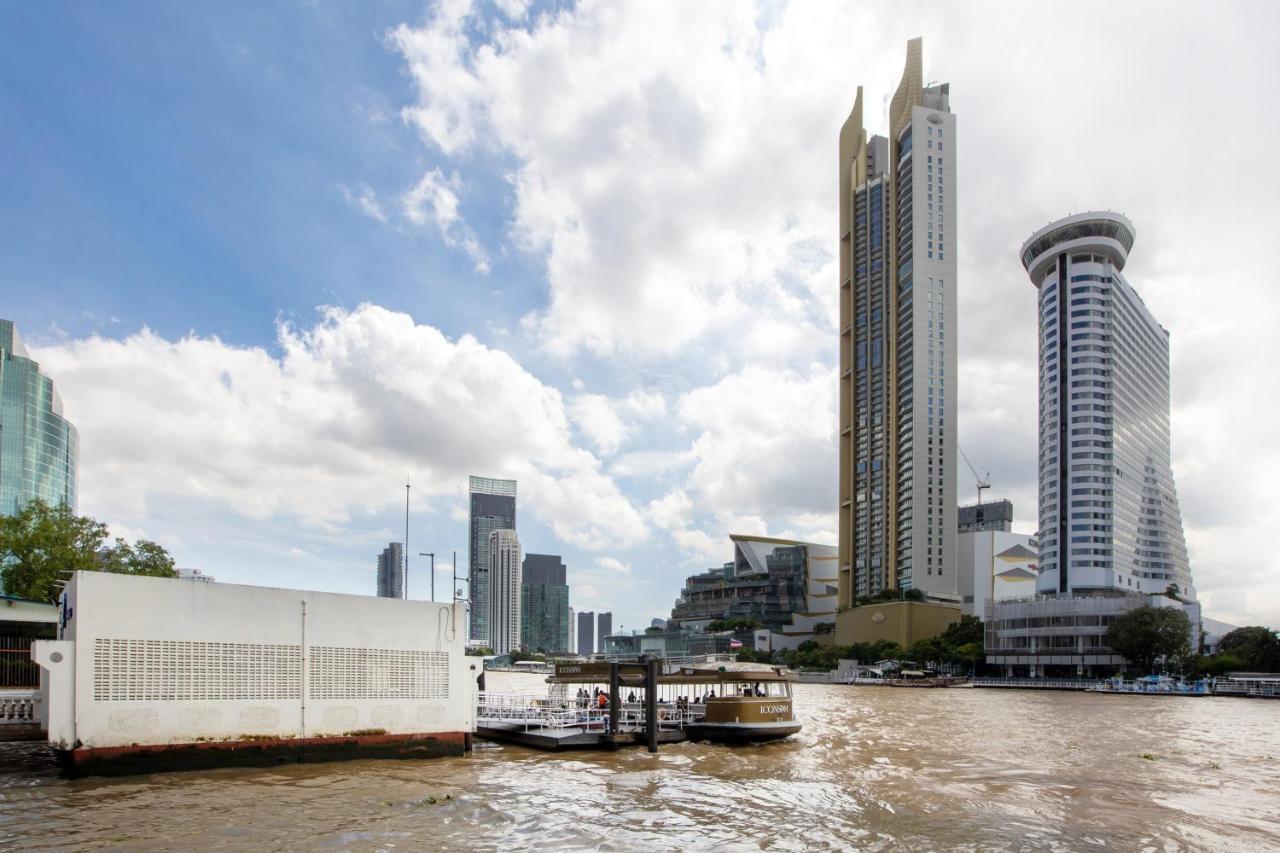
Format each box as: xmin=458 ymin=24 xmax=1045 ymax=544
xmin=959 ymin=446 xmax=991 ymax=506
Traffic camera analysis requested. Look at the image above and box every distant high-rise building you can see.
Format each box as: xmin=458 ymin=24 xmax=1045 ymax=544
xmin=176 ymin=568 xmax=216 ymax=583
xmin=837 ymin=38 xmax=958 ymax=607
xmin=1020 ymin=211 xmax=1192 ymax=597
xmin=468 ymin=476 xmax=516 ymax=644
xmin=596 ymin=612 xmax=612 ymax=654
xmin=521 ymin=553 xmax=569 ymax=653
xmin=958 ymin=500 xmax=1013 ymax=534
xmin=487 ymin=529 xmax=522 ymax=654
xmin=568 ymin=606 xmax=577 ymax=654
xmin=0 ymin=320 xmax=78 ymax=516
xmin=376 ymin=542 xmax=404 ymax=599
xmin=577 ymin=611 xmax=595 ymax=657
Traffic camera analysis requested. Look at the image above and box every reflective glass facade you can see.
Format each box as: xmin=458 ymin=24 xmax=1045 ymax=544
xmin=0 ymin=320 xmax=78 ymax=516
xmin=468 ymin=475 xmax=516 ymax=644
xmin=520 ymin=553 xmax=569 ymax=653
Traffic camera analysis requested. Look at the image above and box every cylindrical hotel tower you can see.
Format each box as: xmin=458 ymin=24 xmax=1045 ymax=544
xmin=1020 ymin=212 xmax=1193 ymax=598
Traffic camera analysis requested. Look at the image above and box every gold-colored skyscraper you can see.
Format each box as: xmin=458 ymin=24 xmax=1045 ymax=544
xmin=838 ymin=39 xmax=958 ymax=612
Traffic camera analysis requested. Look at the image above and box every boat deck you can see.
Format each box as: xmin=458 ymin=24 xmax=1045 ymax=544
xmin=476 ymin=722 xmax=689 ymax=751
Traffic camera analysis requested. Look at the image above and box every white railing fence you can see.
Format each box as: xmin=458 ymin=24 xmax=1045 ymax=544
xmin=0 ymin=690 xmax=38 ymax=724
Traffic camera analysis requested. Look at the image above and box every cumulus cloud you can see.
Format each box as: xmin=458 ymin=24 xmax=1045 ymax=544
xmin=568 ymin=389 xmax=668 ymax=456
xmin=390 ymin=2 xmax=842 ymax=360
xmin=595 ymin=556 xmax=630 ymax=574
xmin=402 ymin=168 xmax=490 ymax=273
xmin=339 ymin=182 xmax=387 ymax=222
xmin=35 ymin=305 xmax=645 ymax=550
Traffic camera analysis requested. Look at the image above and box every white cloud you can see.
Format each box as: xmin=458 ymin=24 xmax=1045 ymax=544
xmin=568 ymin=389 xmax=668 ymax=457
xmin=391 ymin=2 xmax=843 ymax=360
xmin=402 ymin=168 xmax=490 ymax=273
xmin=34 ymin=305 xmax=645 ymax=550
xmin=339 ymin=182 xmax=387 ymax=222
xmin=595 ymin=556 xmax=630 ymax=574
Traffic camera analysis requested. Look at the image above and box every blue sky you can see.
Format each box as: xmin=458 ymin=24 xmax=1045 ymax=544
xmin=4 ymin=1 xmax=1279 ymax=633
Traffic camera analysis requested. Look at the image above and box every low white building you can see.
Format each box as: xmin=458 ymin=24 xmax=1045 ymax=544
xmin=958 ymin=528 xmax=1039 ymax=619
xmin=32 ymin=571 xmax=479 ymax=776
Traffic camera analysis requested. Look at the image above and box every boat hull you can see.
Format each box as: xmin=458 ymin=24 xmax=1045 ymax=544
xmin=686 ymin=722 xmax=802 ymax=743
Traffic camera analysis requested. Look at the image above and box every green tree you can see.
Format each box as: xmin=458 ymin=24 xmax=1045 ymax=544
xmin=939 ymin=614 xmax=984 ymax=649
xmin=1104 ymin=607 xmax=1192 ymax=674
xmin=0 ymin=499 xmax=177 ymax=603
xmin=1191 ymin=653 xmax=1246 ymax=677
xmin=1217 ymin=626 xmax=1280 ymax=671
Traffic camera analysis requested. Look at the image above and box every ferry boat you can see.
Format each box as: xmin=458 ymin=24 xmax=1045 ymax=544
xmin=474 ymin=655 xmax=801 ymax=750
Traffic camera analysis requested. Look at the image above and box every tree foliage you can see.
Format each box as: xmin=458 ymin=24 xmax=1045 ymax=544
xmin=1217 ymin=626 xmax=1280 ymax=672
xmin=1104 ymin=607 xmax=1192 ymax=673
xmin=707 ymin=618 xmax=763 ymax=633
xmin=0 ymin=499 xmax=177 ymax=603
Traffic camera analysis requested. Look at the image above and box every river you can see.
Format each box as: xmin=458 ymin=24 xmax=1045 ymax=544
xmin=2 ymin=674 xmax=1278 ymax=850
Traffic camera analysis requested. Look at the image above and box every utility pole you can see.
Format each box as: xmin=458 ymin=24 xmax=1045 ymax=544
xmin=419 ymin=552 xmax=435 ymax=602
xmin=404 ymin=477 xmax=411 ymax=599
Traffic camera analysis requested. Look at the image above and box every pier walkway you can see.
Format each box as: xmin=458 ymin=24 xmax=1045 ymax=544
xmin=475 ymin=692 xmax=696 ymax=750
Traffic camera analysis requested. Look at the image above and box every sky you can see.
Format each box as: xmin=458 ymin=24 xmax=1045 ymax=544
xmin=3 ymin=0 xmax=1279 ymax=633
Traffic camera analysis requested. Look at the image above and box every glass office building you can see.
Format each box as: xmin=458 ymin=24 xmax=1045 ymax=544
xmin=468 ymin=475 xmax=516 ymax=644
xmin=521 ymin=554 xmax=569 ymax=653
xmin=0 ymin=320 xmax=78 ymax=516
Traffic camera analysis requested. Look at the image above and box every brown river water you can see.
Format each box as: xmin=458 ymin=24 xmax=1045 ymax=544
xmin=2 ymin=673 xmax=1278 ymax=851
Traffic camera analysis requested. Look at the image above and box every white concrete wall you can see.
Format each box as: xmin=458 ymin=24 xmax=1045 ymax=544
xmin=35 ymin=572 xmax=475 ymax=750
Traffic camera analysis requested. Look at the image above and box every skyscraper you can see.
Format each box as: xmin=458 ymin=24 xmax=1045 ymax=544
xmin=596 ymin=611 xmax=612 ymax=654
xmin=568 ymin=606 xmax=576 ymax=653
xmin=1020 ymin=212 xmax=1192 ymax=597
xmin=521 ymin=553 xmax=570 ymax=653
xmin=468 ymin=475 xmax=516 ymax=644
xmin=0 ymin=320 xmax=78 ymax=516
xmin=376 ymin=542 xmax=404 ymax=599
xmin=837 ymin=39 xmax=957 ymax=606
xmin=487 ymin=528 xmax=522 ymax=654
xmin=577 ymin=610 xmax=595 ymax=657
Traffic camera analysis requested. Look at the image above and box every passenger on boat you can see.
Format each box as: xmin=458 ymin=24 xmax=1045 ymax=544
xmin=628 ymin=691 xmax=636 ymax=703
xmin=597 ymin=692 xmax=608 ymax=710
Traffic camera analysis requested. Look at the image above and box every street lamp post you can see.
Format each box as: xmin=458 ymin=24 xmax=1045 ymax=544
xmin=419 ymin=552 xmax=435 ymax=602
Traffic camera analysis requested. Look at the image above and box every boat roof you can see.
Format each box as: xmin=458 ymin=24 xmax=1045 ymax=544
xmin=548 ymin=660 xmax=796 ymax=684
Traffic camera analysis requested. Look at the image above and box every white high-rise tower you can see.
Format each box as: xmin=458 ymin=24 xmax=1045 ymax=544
xmin=1020 ymin=212 xmax=1193 ymax=597
xmin=487 ymin=528 xmax=522 ymax=654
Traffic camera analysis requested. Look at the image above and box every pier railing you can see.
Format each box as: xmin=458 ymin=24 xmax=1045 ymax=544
xmin=973 ymin=678 xmax=1099 ymax=690
xmin=477 ymin=692 xmax=704 ymax=731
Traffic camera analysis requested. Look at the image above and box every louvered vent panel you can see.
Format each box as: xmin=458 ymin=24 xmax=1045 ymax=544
xmin=308 ymin=647 xmax=449 ymax=700
xmin=93 ymin=639 xmax=302 ymax=701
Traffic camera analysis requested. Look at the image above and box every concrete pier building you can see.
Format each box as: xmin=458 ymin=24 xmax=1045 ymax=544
xmin=32 ymin=572 xmax=478 ymax=776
